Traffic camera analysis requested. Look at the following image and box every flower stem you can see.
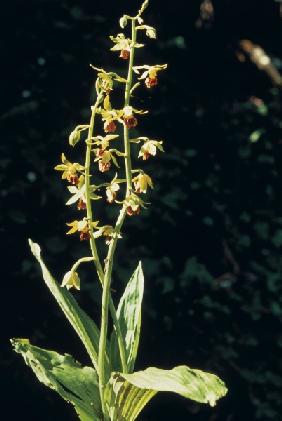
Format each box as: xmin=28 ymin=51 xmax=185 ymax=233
xmin=84 ymin=94 xmax=127 ymax=379
xmin=123 ymin=18 xmax=136 ymax=193
xmin=71 ymin=257 xmax=94 ymax=273
xmin=85 ymin=95 xmax=104 ymax=278
xmin=98 ymin=18 xmax=138 ymax=419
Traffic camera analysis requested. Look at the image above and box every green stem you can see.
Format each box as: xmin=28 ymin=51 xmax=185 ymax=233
xmin=98 ymin=18 xmax=137 ymax=419
xmin=85 ymin=95 xmax=104 ymax=278
xmin=84 ymin=94 xmax=128 ymax=381
xmin=123 ymin=18 xmax=136 ymax=193
xmin=71 ymin=257 xmax=94 ymax=272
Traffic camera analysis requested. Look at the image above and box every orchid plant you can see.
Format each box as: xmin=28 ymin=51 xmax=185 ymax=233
xmin=11 ymin=1 xmax=227 ymax=420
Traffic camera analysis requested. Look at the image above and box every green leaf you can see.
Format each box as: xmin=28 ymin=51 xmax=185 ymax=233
xmin=28 ymin=239 xmax=109 ymax=376
xmin=105 ymin=365 xmax=227 ymax=421
xmin=11 ymin=339 xmax=101 ymax=421
xmin=110 ymin=262 xmax=144 ymax=372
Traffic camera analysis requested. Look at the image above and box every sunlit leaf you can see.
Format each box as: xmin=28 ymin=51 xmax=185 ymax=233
xmin=11 ymin=339 xmax=101 ymax=421
xmin=28 ymin=239 xmax=110 ymax=376
xmin=110 ymin=262 xmax=144 ymax=372
xmin=105 ymin=365 xmax=227 ymax=421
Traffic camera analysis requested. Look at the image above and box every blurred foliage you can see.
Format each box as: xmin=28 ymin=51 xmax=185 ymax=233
xmin=2 ymin=0 xmax=282 ymax=420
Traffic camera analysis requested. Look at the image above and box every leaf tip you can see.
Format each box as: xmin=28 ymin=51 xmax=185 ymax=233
xmin=10 ymin=338 xmax=30 ymax=353
xmin=28 ymin=239 xmax=41 ymax=258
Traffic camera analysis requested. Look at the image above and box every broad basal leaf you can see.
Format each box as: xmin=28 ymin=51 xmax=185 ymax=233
xmin=28 ymin=239 xmax=109 ymax=376
xmin=11 ymin=339 xmax=102 ymax=421
xmin=105 ymin=365 xmax=227 ymax=421
xmin=110 ymin=262 xmax=144 ymax=372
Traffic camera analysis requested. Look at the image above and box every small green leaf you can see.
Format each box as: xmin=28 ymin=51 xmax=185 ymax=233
xmin=11 ymin=339 xmax=102 ymax=421
xmin=28 ymin=239 xmax=110 ymax=376
xmin=105 ymin=365 xmax=227 ymax=421
xmin=110 ymin=262 xmax=144 ymax=372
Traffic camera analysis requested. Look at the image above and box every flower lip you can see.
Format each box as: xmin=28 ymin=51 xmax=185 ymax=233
xmin=124 ymin=116 xmax=138 ymax=129
xmin=104 ymin=120 xmax=117 ymax=133
xmin=145 ymin=77 xmax=158 ymax=88
xmin=120 ymin=49 xmax=130 ymax=60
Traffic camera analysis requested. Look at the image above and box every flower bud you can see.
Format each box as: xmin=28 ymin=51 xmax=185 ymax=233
xmin=146 ymin=27 xmax=156 ymax=39
xmin=69 ymin=129 xmax=81 ymax=147
xmin=119 ymin=15 xmax=128 ymax=29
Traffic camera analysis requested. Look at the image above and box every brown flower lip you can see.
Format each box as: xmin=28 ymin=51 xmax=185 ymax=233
xmin=145 ymin=77 xmax=158 ymax=88
xmin=99 ymin=161 xmax=111 ymax=172
xmin=141 ymin=151 xmax=151 ymax=160
xmin=79 ymin=231 xmax=90 ymax=241
xmin=126 ymin=205 xmax=140 ymax=216
xmin=68 ymin=175 xmax=79 ymax=185
xmin=123 ymin=116 xmax=138 ymax=129
xmin=119 ymin=49 xmax=130 ymax=60
xmin=104 ymin=120 xmax=117 ymax=133
xmin=96 ymin=148 xmax=105 ymax=158
xmin=77 ymin=198 xmax=87 ymax=210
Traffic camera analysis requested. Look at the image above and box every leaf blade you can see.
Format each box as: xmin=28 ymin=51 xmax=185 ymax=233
xmin=110 ymin=262 xmax=144 ymax=372
xmin=28 ymin=239 xmax=109 ymax=376
xmin=105 ymin=365 xmax=227 ymax=421
xmin=11 ymin=339 xmax=102 ymax=421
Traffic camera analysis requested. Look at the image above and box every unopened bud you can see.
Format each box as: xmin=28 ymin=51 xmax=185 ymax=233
xmin=119 ymin=15 xmax=128 ymax=29
xmin=69 ymin=129 xmax=81 ymax=147
xmin=146 ymin=27 xmax=156 ymax=39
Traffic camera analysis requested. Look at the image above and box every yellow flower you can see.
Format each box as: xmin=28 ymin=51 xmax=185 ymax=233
xmin=124 ymin=193 xmax=145 ymax=216
xmin=110 ymin=33 xmax=131 ymax=53
xmin=92 ymin=134 xmax=119 ymax=150
xmin=132 ymin=173 xmax=153 ymax=193
xmin=54 ymin=153 xmax=84 ymax=184
xmin=133 ymin=64 xmax=167 ymax=88
xmin=100 ymin=109 xmax=124 ymax=133
xmin=106 ymin=182 xmax=120 ymax=203
xmin=97 ymin=71 xmax=114 ymax=93
xmin=138 ymin=140 xmax=164 ymax=160
xmin=95 ymin=148 xmax=120 ymax=173
xmin=61 ymin=271 xmax=80 ymax=291
xmin=66 ymin=218 xmax=99 ymax=241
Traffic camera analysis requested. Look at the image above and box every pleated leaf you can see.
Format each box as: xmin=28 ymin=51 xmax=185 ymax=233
xmin=11 ymin=339 xmax=102 ymax=421
xmin=105 ymin=365 xmax=227 ymax=421
xmin=110 ymin=262 xmax=144 ymax=372
xmin=28 ymin=239 xmax=109 ymax=376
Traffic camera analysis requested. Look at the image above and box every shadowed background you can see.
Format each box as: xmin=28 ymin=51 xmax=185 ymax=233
xmin=1 ymin=0 xmax=282 ymax=420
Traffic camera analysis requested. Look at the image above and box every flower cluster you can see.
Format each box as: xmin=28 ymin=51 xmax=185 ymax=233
xmin=54 ymin=2 xmax=166 ymax=289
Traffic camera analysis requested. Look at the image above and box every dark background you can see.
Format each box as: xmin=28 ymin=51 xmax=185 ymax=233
xmin=2 ymin=0 xmax=282 ymax=420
